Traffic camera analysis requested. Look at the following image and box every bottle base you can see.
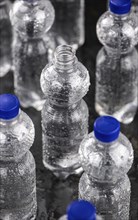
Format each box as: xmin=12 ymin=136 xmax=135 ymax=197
xmin=43 ymin=160 xmax=83 ymax=179
xmin=95 ymin=100 xmax=138 ymax=124
xmin=15 ymin=89 xmax=45 ymax=111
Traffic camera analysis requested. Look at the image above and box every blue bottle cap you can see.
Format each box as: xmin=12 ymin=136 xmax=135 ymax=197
xmin=0 ymin=94 xmax=20 ymax=120
xmin=94 ymin=116 xmax=120 ymax=143
xmin=67 ymin=200 xmax=96 ymax=220
xmin=109 ymin=0 xmax=131 ymax=15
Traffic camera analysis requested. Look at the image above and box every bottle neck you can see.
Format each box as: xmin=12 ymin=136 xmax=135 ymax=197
xmin=94 ymin=135 xmax=118 ymax=148
xmin=0 ymin=112 xmax=20 ymax=126
xmin=109 ymin=10 xmax=130 ymax=21
xmin=53 ymin=45 xmax=78 ymax=74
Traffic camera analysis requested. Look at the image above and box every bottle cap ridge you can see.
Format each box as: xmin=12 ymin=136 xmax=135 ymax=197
xmin=0 ymin=94 xmax=20 ymax=120
xmin=109 ymin=0 xmax=131 ymax=15
xmin=94 ymin=116 xmax=120 ymax=143
xmin=67 ymin=200 xmax=96 ymax=220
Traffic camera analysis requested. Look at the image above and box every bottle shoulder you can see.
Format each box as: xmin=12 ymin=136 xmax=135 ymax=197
xmin=96 ymin=11 xmax=138 ymax=52
xmin=79 ymin=132 xmax=134 ymax=180
xmin=0 ymin=111 xmax=35 ymax=160
xmin=10 ymin=0 xmax=55 ymax=37
xmin=40 ymin=62 xmax=90 ymax=105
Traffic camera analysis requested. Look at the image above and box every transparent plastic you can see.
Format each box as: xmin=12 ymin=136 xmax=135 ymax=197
xmin=79 ymin=132 xmax=134 ymax=220
xmin=10 ymin=0 xmax=55 ymax=110
xmin=0 ymin=0 xmax=12 ymax=77
xmin=40 ymin=45 xmax=90 ymax=179
xmin=49 ymin=0 xmax=85 ymax=51
xmin=95 ymin=10 xmax=138 ymax=123
xmin=0 ymin=111 xmax=37 ymax=220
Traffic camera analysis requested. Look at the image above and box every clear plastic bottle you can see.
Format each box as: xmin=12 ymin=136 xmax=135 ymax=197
xmin=49 ymin=0 xmax=85 ymax=51
xmin=59 ymin=200 xmax=102 ymax=220
xmin=95 ymin=0 xmax=138 ymax=124
xmin=79 ymin=116 xmax=134 ymax=220
xmin=40 ymin=45 xmax=90 ymax=178
xmin=10 ymin=0 xmax=55 ymax=111
xmin=0 ymin=94 xmax=37 ymax=220
xmin=0 ymin=0 xmax=12 ymax=77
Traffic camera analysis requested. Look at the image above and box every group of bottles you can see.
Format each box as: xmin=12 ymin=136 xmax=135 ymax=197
xmin=0 ymin=0 xmax=85 ymax=106
xmin=0 ymin=93 xmax=134 ymax=220
xmin=0 ymin=0 xmax=137 ymax=219
xmin=0 ymin=0 xmax=138 ymax=123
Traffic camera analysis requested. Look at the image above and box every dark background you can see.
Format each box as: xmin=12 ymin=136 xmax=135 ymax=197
xmin=0 ymin=0 xmax=138 ymax=219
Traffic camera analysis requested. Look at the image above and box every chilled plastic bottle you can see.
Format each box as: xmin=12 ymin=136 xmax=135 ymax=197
xmin=95 ymin=0 xmax=138 ymax=124
xmin=40 ymin=45 xmax=90 ymax=178
xmin=0 ymin=94 xmax=37 ymax=220
xmin=10 ymin=0 xmax=55 ymax=110
xmin=49 ymin=0 xmax=85 ymax=51
xmin=0 ymin=0 xmax=12 ymax=77
xmin=79 ymin=116 xmax=134 ymax=220
xmin=59 ymin=200 xmax=102 ymax=220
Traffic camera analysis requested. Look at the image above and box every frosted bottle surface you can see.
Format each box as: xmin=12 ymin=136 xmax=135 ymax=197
xmin=79 ymin=116 xmax=134 ymax=220
xmin=40 ymin=45 xmax=90 ymax=178
xmin=10 ymin=0 xmax=55 ymax=110
xmin=95 ymin=0 xmax=138 ymax=124
xmin=49 ymin=0 xmax=85 ymax=51
xmin=59 ymin=200 xmax=102 ymax=220
xmin=0 ymin=0 xmax=12 ymax=77
xmin=0 ymin=94 xmax=37 ymax=220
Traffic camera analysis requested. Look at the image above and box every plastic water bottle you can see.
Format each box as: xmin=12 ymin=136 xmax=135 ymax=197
xmin=0 ymin=94 xmax=37 ymax=220
xmin=95 ymin=0 xmax=138 ymax=124
xmin=40 ymin=45 xmax=90 ymax=178
xmin=59 ymin=200 xmax=102 ymax=220
xmin=79 ymin=116 xmax=134 ymax=220
xmin=0 ymin=0 xmax=12 ymax=77
xmin=49 ymin=0 xmax=85 ymax=51
xmin=10 ymin=0 xmax=55 ymax=111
